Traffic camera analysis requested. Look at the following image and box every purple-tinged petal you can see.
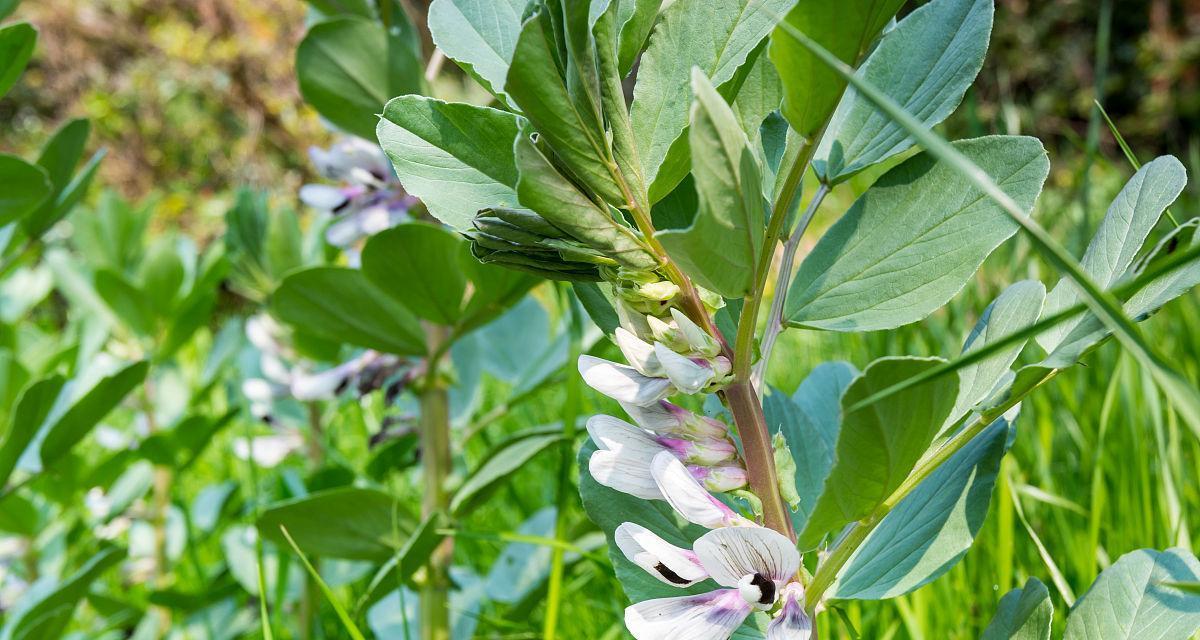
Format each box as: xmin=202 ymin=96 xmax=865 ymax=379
xmin=767 ymin=584 xmax=812 ymax=640
xmin=625 ymin=589 xmax=751 ymax=640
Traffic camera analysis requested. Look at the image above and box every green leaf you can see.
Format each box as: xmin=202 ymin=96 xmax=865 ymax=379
xmin=428 ymin=0 xmax=530 ymax=99
xmin=95 ymin=268 xmax=157 ymax=336
xmin=656 ymin=71 xmax=765 ymax=298
xmin=1064 ymin=547 xmax=1200 ymax=640
xmin=615 ymin=0 xmax=662 ymax=77
xmin=505 ymin=6 xmax=624 ymax=205
xmin=798 ymin=357 xmax=958 ymax=549
xmin=1039 ymin=156 xmax=1188 ymax=354
xmin=831 ymin=416 xmax=1008 ymax=599
xmin=0 ymin=376 xmax=64 ymax=488
xmin=34 ymin=118 xmax=90 ymax=200
xmin=513 ymin=123 xmax=657 ymax=270
xmin=0 ymin=546 xmax=124 ymax=640
xmin=22 ymin=119 xmax=99 ymax=238
xmin=139 ymin=238 xmax=186 ymax=316
xmin=271 ymin=267 xmax=425 ymax=356
xmin=377 ymin=96 xmax=522 ymax=230
xmin=296 ymin=17 xmax=422 ymax=141
xmin=945 ymin=280 xmax=1045 ymax=429
xmin=256 ymin=487 xmax=409 ymax=561
xmin=784 ymin=136 xmax=1049 ymax=332
xmin=0 ymin=0 xmax=22 ymax=22
xmin=772 ymin=18 xmax=1200 ymax=442
xmin=814 ymin=0 xmax=993 ymax=183
xmin=451 ymin=429 xmax=564 ymax=516
xmin=573 ymin=281 xmax=619 ymax=335
xmin=361 ymin=223 xmax=468 ymax=325
xmin=456 ymin=249 xmax=539 ymax=334
xmin=763 ymin=361 xmax=857 ymax=533
xmin=982 ymin=578 xmax=1053 ymax=640
xmin=0 ymin=154 xmax=51 ymax=227
xmin=770 ymin=0 xmax=902 ymax=137
xmin=630 ymin=0 xmax=796 ymax=199
xmin=40 ymin=361 xmax=149 ymax=468
xmin=0 ymin=22 xmax=35 ymax=100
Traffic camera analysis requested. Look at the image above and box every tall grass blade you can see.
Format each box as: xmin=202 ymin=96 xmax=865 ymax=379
xmin=279 ymin=525 xmax=368 ymax=640
xmin=771 ymin=18 xmax=1200 ymax=437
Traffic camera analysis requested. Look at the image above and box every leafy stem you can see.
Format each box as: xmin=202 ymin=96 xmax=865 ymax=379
xmin=804 ymin=368 xmax=1062 ymax=611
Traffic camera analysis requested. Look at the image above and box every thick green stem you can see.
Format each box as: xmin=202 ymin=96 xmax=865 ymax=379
xmin=420 ymin=324 xmax=453 ymax=640
xmin=804 ymin=368 xmax=1062 ymax=611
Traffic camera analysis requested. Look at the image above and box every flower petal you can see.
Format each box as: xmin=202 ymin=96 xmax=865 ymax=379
xmin=670 ymin=308 xmax=720 ymax=357
xmin=290 ymin=362 xmax=354 ymax=400
xmin=615 ymin=522 xmax=708 ymax=587
xmin=693 ymin=527 xmax=801 ymax=588
xmin=586 ymin=415 xmax=657 ymax=450
xmin=767 ymin=584 xmax=812 ymax=640
xmin=615 ymin=328 xmax=663 ymax=376
xmin=578 ymin=355 xmax=673 ymax=406
xmin=619 ymin=400 xmax=687 ymax=434
xmin=625 ymin=589 xmax=751 ymax=640
xmin=590 ymin=450 xmax=663 ymax=500
xmin=653 ymin=343 xmax=713 ymax=394
xmin=651 ymin=451 xmax=742 ymax=528
xmin=299 ymin=184 xmax=349 ymax=211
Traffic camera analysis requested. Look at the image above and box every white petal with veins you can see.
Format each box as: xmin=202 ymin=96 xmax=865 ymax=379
xmin=615 ymin=522 xmax=708 ymax=587
xmin=692 ymin=527 xmax=801 ymax=587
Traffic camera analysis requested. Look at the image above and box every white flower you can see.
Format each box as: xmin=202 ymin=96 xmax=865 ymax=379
xmin=650 ymin=452 xmax=747 ymax=529
xmin=579 ymin=355 xmax=673 ymax=406
xmin=615 ymin=522 xmax=708 ymax=587
xmin=232 ymin=431 xmax=304 ymax=467
xmin=588 ymin=417 xmax=741 ymax=502
xmin=623 ymin=525 xmax=802 ymax=640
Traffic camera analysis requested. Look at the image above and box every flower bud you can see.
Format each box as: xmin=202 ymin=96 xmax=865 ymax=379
xmin=614 ymin=328 xmax=662 ymax=377
xmin=657 ymin=436 xmax=737 ymax=466
xmin=690 ymin=464 xmax=749 ymax=493
xmin=669 ymin=308 xmax=721 ymax=358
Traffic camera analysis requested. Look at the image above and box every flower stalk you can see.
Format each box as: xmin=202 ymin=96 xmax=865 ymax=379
xmin=419 ymin=323 xmax=453 ymax=640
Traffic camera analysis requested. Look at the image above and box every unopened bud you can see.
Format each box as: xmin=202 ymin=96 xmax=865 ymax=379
xmin=658 ymin=436 xmax=737 ymax=465
xmin=689 ymin=464 xmax=748 ymax=492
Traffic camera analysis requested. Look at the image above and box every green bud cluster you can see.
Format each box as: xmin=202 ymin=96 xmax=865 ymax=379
xmin=468 ymin=207 xmax=657 ymax=282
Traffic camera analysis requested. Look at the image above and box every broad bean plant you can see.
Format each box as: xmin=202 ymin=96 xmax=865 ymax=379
xmin=373 ymin=0 xmax=1200 ymax=638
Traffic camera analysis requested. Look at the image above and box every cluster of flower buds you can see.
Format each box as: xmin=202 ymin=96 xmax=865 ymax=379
xmin=467 ymin=207 xmax=619 ymax=281
xmin=298 ymin=137 xmax=416 ymax=264
xmin=581 ymin=306 xmax=733 ymax=404
xmin=241 ymin=314 xmax=409 ymax=420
